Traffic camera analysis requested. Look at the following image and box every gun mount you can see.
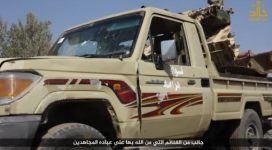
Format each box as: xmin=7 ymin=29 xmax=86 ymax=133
xmin=181 ymin=0 xmax=272 ymax=77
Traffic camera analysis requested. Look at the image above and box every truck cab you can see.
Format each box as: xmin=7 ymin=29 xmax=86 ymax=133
xmin=46 ymin=7 xmax=213 ymax=139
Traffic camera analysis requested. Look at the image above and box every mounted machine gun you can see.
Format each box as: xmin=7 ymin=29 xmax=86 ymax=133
xmin=181 ymin=0 xmax=272 ymax=78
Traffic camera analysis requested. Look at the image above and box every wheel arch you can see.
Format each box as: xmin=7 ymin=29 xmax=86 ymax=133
xmin=36 ymin=99 xmax=121 ymax=140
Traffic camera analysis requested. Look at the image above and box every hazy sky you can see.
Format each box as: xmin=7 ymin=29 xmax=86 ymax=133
xmin=0 ymin=0 xmax=271 ymax=54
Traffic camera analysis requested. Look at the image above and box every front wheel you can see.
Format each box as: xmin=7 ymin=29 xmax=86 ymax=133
xmin=36 ymin=123 xmax=112 ymax=150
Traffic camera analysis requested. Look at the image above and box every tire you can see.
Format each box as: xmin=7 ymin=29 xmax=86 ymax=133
xmin=264 ymin=129 xmax=272 ymax=139
xmin=263 ymin=129 xmax=272 ymax=150
xmin=36 ymin=123 xmax=112 ymax=150
xmin=229 ymin=109 xmax=263 ymax=150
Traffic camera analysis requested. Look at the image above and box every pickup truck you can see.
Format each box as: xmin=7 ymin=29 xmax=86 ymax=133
xmin=0 ymin=1 xmax=271 ymax=150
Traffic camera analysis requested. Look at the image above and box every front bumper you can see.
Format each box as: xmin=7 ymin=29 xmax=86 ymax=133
xmin=0 ymin=115 xmax=41 ymax=150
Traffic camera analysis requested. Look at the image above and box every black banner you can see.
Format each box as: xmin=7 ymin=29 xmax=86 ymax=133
xmin=0 ymin=138 xmax=271 ymax=148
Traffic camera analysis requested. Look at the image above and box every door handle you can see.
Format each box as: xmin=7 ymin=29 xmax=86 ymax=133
xmin=187 ymin=79 xmax=196 ymax=85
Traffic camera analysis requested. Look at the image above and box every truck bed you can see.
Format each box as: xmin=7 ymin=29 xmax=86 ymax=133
xmin=219 ymin=73 xmax=272 ymax=82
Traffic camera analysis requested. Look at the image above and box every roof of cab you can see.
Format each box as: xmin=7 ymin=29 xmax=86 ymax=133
xmin=64 ymin=7 xmax=194 ymax=33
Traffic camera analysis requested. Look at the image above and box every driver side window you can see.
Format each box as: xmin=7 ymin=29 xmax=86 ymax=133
xmin=141 ymin=16 xmax=191 ymax=66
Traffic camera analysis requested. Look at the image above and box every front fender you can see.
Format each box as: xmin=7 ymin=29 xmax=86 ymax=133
xmin=33 ymin=91 xmax=137 ymax=122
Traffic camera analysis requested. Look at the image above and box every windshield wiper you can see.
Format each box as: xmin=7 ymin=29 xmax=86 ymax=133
xmin=75 ymin=54 xmax=107 ymax=58
xmin=105 ymin=51 xmax=127 ymax=57
xmin=107 ymin=51 xmax=128 ymax=61
xmin=76 ymin=52 xmax=127 ymax=61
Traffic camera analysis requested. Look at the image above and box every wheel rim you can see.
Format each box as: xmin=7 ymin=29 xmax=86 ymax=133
xmin=246 ymin=123 xmax=259 ymax=150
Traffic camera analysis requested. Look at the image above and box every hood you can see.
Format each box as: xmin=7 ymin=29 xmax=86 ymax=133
xmin=0 ymin=57 xmax=15 ymax=63
xmin=0 ymin=56 xmax=136 ymax=75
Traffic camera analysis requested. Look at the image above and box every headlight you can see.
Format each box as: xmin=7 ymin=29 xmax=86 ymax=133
xmin=0 ymin=72 xmax=42 ymax=105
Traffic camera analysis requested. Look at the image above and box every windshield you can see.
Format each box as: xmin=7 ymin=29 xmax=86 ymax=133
xmin=48 ymin=12 xmax=144 ymax=58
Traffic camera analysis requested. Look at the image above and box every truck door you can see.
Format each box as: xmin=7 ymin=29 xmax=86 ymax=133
xmin=135 ymin=15 xmax=211 ymax=138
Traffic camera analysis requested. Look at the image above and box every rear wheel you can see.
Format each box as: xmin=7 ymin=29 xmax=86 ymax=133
xmin=229 ymin=109 xmax=263 ymax=150
xmin=36 ymin=123 xmax=112 ymax=150
xmin=264 ymin=129 xmax=272 ymax=138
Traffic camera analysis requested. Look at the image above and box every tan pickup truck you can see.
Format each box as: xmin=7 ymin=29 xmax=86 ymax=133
xmin=0 ymin=1 xmax=272 ymax=150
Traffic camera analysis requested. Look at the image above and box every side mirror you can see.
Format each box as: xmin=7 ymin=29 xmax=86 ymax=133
xmin=155 ymin=55 xmax=164 ymax=70
xmin=161 ymin=40 xmax=177 ymax=62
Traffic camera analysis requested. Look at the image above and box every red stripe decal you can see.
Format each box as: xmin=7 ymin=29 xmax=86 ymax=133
xmin=131 ymin=94 xmax=202 ymax=119
xmin=171 ymin=97 xmax=202 ymax=115
xmin=79 ymin=79 xmax=137 ymax=104
xmin=79 ymin=79 xmax=90 ymax=84
xmin=70 ymin=79 xmax=78 ymax=84
xmin=44 ymin=79 xmax=69 ymax=85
